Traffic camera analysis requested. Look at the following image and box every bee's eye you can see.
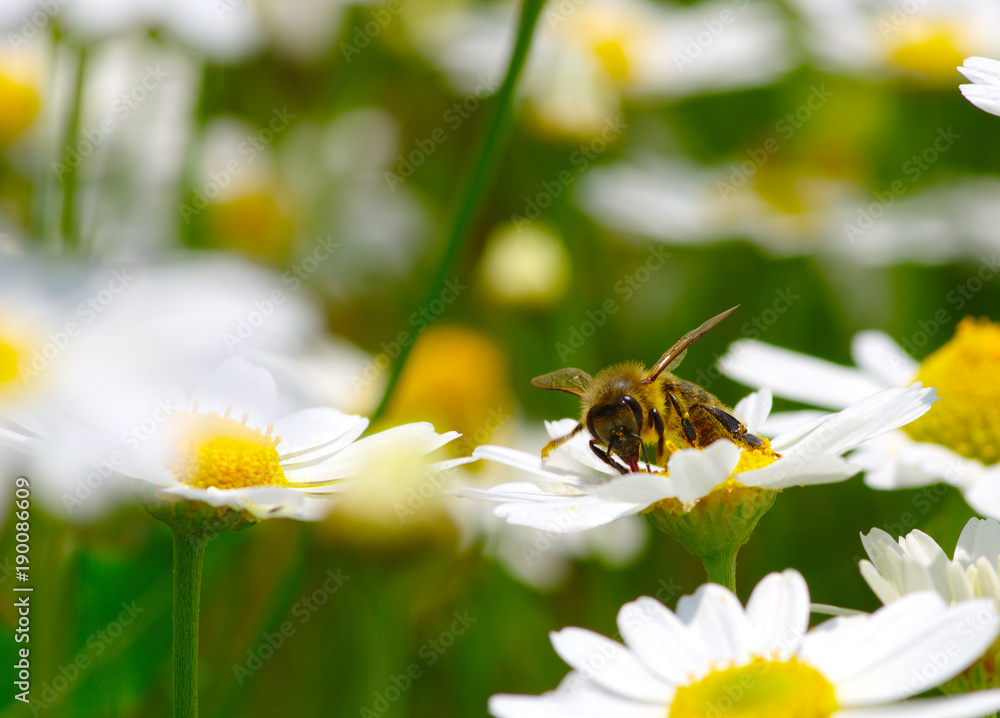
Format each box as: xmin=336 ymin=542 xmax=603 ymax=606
xmin=620 ymin=395 xmax=643 ymax=430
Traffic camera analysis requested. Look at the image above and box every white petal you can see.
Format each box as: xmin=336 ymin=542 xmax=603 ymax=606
xmin=666 ymin=440 xmax=741 ymax=504
xmin=496 ymin=494 xmax=643 ymax=532
xmin=851 ymin=331 xmax=918 ymax=388
xmin=736 ymin=454 xmax=857 ymax=490
xmin=489 ymin=680 xmax=664 ymax=718
xmin=958 ymin=57 xmax=1000 ymax=85
xmin=802 ymin=594 xmax=1000 ymax=704
xmin=833 ymin=689 xmax=1000 ymax=718
xmin=683 ymin=583 xmax=753 ymax=667
xmin=720 ymin=340 xmax=886 ymax=409
xmin=760 ymin=410 xmax=830 ymax=439
xmin=617 ymin=596 xmax=711 ymax=683
xmin=859 ymin=562 xmax=902 ymax=604
xmin=315 ymin=423 xmax=458 ymax=480
xmin=956 ymin=518 xmax=1000 ymax=566
xmin=160 ymin=483 xmax=330 ymax=521
xmin=549 ymin=628 xmax=674 ymax=702
xmin=772 ymin=385 xmax=937 ymax=458
xmin=960 ymin=84 xmax=1000 ymax=117
xmin=745 ymin=569 xmax=809 ymax=660
xmin=274 ymin=408 xmax=369 ymax=458
xmin=733 ymin=388 xmax=772 ymax=434
xmin=475 ymin=444 xmax=606 ymax=488
xmin=590 ymin=472 xmax=678 ymax=506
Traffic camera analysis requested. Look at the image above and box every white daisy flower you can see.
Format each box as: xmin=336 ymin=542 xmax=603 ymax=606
xmin=124 ymin=357 xmax=464 ymax=522
xmin=788 ymin=0 xmax=1000 ymax=83
xmin=720 ymin=318 xmax=1000 ymax=509
xmin=490 ymin=569 xmax=1000 ymax=718
xmin=458 ymin=385 xmax=936 ymax=533
xmin=861 ymin=517 xmax=1000 ymax=607
xmin=408 ymin=0 xmax=791 ymax=138
xmin=860 ymin=518 xmax=1000 ymax=691
xmin=960 ymin=57 xmax=1000 ymax=117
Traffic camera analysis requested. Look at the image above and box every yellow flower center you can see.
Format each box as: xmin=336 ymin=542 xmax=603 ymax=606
xmin=562 ymin=5 xmax=645 ymax=84
xmin=0 ymin=340 xmax=19 ymax=386
xmin=670 ymin=658 xmax=838 ymax=718
xmin=166 ymin=409 xmax=288 ymax=490
xmin=903 ymin=317 xmax=1000 ymax=465
xmin=882 ymin=18 xmax=967 ymax=82
xmin=0 ymin=74 xmax=39 ymax=147
xmin=208 ymin=191 xmax=296 ymax=262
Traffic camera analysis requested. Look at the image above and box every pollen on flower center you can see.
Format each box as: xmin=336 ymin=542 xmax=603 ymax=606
xmin=903 ymin=317 xmax=1000 ymax=465
xmin=166 ymin=409 xmax=288 ymax=490
xmin=669 ymin=658 xmax=838 ymax=718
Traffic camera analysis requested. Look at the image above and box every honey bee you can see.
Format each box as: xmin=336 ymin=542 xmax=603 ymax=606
xmin=532 ymin=306 xmax=763 ymax=474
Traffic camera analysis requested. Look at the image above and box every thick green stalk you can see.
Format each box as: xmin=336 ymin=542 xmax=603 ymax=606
xmin=58 ymin=42 xmax=88 ymax=253
xmin=172 ymin=531 xmax=206 ymax=718
xmin=371 ymin=0 xmax=547 ymax=421
xmin=699 ymin=547 xmax=739 ymax=593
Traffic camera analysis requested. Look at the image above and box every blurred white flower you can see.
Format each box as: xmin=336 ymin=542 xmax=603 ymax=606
xmin=408 ymin=0 xmax=792 ymax=137
xmin=124 ymin=357 xmax=463 ymax=522
xmin=720 ymin=319 xmax=1000 ymax=508
xmin=960 ymin=56 xmax=1000 ymax=117
xmin=0 ymin=252 xmax=326 ymax=522
xmin=580 ymin=155 xmax=1000 ymax=265
xmin=788 ymin=0 xmax=1000 ymax=82
xmin=457 ymin=386 xmax=935 ymax=532
xmin=490 ymin=569 xmax=1000 ymax=718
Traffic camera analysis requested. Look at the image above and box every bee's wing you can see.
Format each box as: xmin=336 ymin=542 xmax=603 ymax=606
xmin=531 ymin=368 xmax=593 ymax=397
xmin=644 ymin=306 xmax=739 ymax=384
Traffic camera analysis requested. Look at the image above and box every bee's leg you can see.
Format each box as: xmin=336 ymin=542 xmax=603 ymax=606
xmin=541 ymin=422 xmax=585 ymax=458
xmin=664 ymin=392 xmax=699 ymax=446
xmin=589 ymin=440 xmax=629 ymax=474
xmin=648 ymin=407 xmax=667 ymax=465
xmin=636 ymin=437 xmax=652 ymax=473
xmin=694 ymin=405 xmax=764 ymax=449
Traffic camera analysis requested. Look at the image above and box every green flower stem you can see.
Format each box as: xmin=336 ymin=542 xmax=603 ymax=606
xmin=371 ymin=0 xmax=547 ymax=421
xmin=699 ymin=547 xmax=739 ymax=593
xmin=58 ymin=41 xmax=88 ymax=253
xmin=172 ymin=530 xmax=206 ymax=718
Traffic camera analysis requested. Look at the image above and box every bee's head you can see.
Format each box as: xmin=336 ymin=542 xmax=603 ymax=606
xmin=587 ymin=395 xmax=644 ymax=472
